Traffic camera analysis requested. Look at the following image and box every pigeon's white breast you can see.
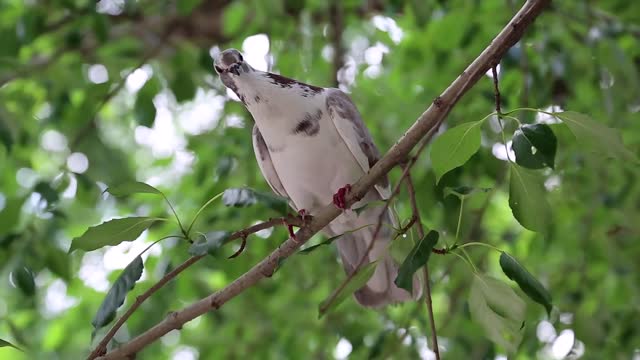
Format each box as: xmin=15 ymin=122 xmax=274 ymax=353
xmin=249 ymin=93 xmax=364 ymax=213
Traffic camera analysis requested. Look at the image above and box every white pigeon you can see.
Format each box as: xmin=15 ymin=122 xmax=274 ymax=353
xmin=214 ymin=49 xmax=420 ymax=307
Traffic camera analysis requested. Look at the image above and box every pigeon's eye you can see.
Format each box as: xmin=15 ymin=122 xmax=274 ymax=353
xmin=214 ymin=65 xmax=224 ymax=73
xmin=238 ymin=54 xmax=244 ymax=62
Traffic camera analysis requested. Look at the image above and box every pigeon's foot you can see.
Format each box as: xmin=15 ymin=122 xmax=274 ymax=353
xmin=332 ymin=184 xmax=352 ymax=210
xmin=283 ymin=209 xmax=310 ymax=242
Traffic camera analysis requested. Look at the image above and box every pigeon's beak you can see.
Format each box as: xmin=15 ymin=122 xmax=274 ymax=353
xmin=230 ymin=63 xmax=241 ymax=76
xmin=215 ymin=62 xmax=242 ymax=76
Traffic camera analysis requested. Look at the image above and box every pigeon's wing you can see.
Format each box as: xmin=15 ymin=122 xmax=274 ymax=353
xmin=252 ymin=125 xmax=297 ymax=211
xmin=325 ymin=88 xmax=391 ymax=199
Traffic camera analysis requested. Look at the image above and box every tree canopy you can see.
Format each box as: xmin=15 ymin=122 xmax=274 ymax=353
xmin=0 ymin=0 xmax=639 ymax=359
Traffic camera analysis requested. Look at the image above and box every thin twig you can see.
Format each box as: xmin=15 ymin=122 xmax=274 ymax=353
xmin=88 ymin=215 xmax=303 ymax=359
xmin=405 ymin=172 xmax=440 ymax=359
xmin=491 ymin=65 xmax=502 ymax=114
xmin=329 ymin=0 xmax=345 ymax=87
xmin=97 ymin=2 xmax=549 ymax=357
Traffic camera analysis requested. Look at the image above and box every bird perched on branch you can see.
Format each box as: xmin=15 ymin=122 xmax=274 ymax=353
xmin=214 ymin=49 xmax=420 ymax=307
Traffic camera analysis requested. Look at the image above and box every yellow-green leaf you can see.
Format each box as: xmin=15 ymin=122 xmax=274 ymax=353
xmin=430 ymin=121 xmax=483 ymax=182
xmin=469 ymin=275 xmax=526 ymax=353
xmin=508 ymin=163 xmax=551 ymax=233
xmin=70 ymin=217 xmax=162 ymax=252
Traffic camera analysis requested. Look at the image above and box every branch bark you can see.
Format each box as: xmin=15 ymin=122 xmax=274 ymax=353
xmin=97 ymin=1 xmax=549 ymax=357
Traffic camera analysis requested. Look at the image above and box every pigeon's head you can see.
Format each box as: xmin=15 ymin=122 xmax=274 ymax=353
xmin=214 ymin=49 xmax=251 ymax=76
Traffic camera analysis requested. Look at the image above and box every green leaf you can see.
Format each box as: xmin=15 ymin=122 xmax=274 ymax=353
xmin=430 ymin=121 xmax=483 ymax=182
xmin=394 ymin=230 xmax=439 ymax=292
xmin=0 ymin=197 xmax=23 ymax=237
xmin=107 ymin=181 xmax=163 ymax=197
xmin=443 ymin=186 xmax=491 ymax=200
xmin=70 ymin=217 xmax=161 ymax=252
xmin=512 ymin=124 xmax=557 ymax=169
xmin=318 ymin=261 xmax=377 ymax=318
xmin=499 ymin=252 xmax=553 ymax=316
xmin=554 ymin=111 xmax=639 ymax=164
xmin=223 ymin=2 xmax=248 ymax=36
xmin=508 ymin=163 xmax=551 ymax=233
xmin=134 ymin=77 xmax=160 ymax=127
xmin=352 ymin=200 xmax=387 ymax=216
xmin=188 ymin=231 xmax=229 ymax=256
xmin=11 ymin=266 xmax=35 ymax=296
xmin=468 ymin=274 xmax=526 ymax=353
xmin=177 ymin=0 xmax=203 ymax=15
xmin=299 ymin=234 xmax=346 ymax=254
xmin=0 ymin=338 xmax=21 ymax=351
xmin=44 ymin=245 xmax=71 ymax=281
xmin=92 ymin=256 xmax=144 ymax=335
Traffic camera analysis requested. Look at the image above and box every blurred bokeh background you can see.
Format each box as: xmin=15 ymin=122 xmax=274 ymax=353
xmin=0 ymin=0 xmax=639 ymax=359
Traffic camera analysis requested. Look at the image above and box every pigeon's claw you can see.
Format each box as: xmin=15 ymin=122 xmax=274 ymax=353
xmin=332 ymin=184 xmax=352 ymax=210
xmin=283 ymin=218 xmax=297 ymax=241
xmin=298 ymin=209 xmax=310 ymax=222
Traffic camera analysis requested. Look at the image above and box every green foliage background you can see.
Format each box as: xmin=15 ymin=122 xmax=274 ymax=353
xmin=1 ymin=0 xmax=639 ymax=359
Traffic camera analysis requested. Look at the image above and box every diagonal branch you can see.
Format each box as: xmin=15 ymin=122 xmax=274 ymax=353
xmin=96 ymin=1 xmax=550 ymax=358
xmin=88 ymin=215 xmax=304 ymax=359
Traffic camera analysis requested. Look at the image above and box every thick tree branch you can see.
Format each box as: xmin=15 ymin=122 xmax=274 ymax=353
xmin=97 ymin=1 xmax=549 ymax=357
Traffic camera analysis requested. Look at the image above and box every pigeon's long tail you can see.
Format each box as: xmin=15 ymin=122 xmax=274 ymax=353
xmin=333 ymin=207 xmax=422 ymax=307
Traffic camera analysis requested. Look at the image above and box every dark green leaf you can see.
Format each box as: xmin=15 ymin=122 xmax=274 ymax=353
xmin=106 ymin=181 xmax=163 ymax=197
xmin=34 ymin=181 xmax=59 ymax=206
xmin=70 ymin=217 xmax=162 ymax=252
xmin=430 ymin=121 xmax=483 ymax=182
xmin=512 ymin=124 xmax=557 ymax=169
xmin=92 ymin=256 xmax=144 ymax=334
xmin=500 ymin=252 xmax=553 ymax=316
xmin=11 ymin=266 xmax=35 ymax=296
xmin=468 ymin=275 xmax=526 ymax=353
xmin=508 ymin=163 xmax=551 ymax=233
xmin=222 ymin=188 xmax=257 ymax=207
xmin=254 ymin=191 xmax=289 ymax=215
xmin=0 ymin=338 xmax=21 ymax=351
xmin=554 ymin=111 xmax=639 ymax=164
xmin=170 ymin=70 xmax=196 ymax=102
xmin=188 ymin=231 xmax=229 ymax=256
xmin=222 ymin=188 xmax=288 ymax=214
xmin=134 ymin=77 xmax=160 ymax=127
xmin=394 ymin=230 xmax=438 ymax=292
xmin=216 ymin=156 xmax=234 ymax=178
xmin=318 ymin=261 xmax=377 ymax=318
xmin=0 ymin=116 xmax=13 ymax=151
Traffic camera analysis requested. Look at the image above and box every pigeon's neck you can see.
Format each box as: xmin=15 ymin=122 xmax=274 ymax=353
xmin=234 ymin=71 xmax=324 ymax=110
xmin=235 ymin=70 xmax=325 ymax=128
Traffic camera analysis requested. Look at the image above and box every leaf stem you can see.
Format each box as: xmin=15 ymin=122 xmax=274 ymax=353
xmin=454 ymin=241 xmax=503 ymax=253
xmin=161 ymin=194 xmax=186 ymax=236
xmin=185 ymin=192 xmax=224 ymax=237
xmin=454 ymin=198 xmax=464 ymax=246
